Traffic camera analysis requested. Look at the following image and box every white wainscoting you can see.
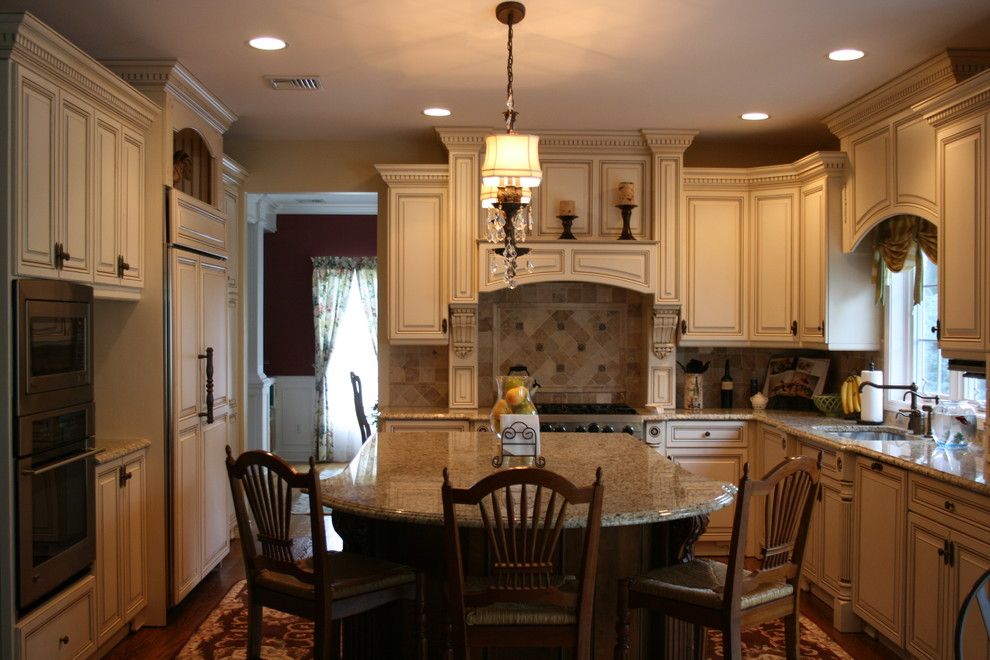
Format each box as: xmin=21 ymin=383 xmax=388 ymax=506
xmin=272 ymin=376 xmax=316 ymax=462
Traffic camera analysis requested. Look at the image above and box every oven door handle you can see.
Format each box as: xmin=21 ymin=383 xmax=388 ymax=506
xmin=21 ymin=448 xmax=101 ymax=476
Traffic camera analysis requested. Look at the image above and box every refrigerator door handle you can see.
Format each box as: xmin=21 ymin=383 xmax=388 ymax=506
xmin=197 ymin=347 xmax=214 ymax=424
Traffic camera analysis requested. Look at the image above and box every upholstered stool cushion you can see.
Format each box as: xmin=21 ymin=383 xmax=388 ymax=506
xmin=630 ymin=558 xmax=793 ymax=610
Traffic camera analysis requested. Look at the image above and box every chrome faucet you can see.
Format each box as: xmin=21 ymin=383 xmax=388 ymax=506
xmin=900 ymin=390 xmax=939 ymax=438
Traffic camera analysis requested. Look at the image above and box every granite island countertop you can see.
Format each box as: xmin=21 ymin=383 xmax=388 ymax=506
xmin=377 ymin=406 xmax=987 ymax=496
xmin=321 ymin=431 xmax=736 ymax=527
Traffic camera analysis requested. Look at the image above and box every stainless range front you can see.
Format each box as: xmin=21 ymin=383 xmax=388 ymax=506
xmin=535 ymin=403 xmax=645 ymax=440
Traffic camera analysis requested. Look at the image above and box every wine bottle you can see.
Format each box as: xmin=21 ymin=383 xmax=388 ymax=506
xmin=720 ymin=360 xmax=734 ymax=408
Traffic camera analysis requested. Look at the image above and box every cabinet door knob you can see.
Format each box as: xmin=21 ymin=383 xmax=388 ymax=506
xmin=703 ymin=431 xmax=711 ymax=438
xmin=870 ymin=461 xmax=883 ymax=472
xmin=931 ymin=319 xmax=940 ymax=340
xmin=938 ymin=540 xmax=946 ymax=563
xmin=781 ymin=437 xmax=786 ymax=450
xmin=54 ymin=242 xmax=71 ymax=268
xmin=119 ymin=466 xmax=133 ymax=487
xmin=58 ymin=635 xmax=69 ymax=646
xmin=944 ymin=500 xmax=955 ymax=512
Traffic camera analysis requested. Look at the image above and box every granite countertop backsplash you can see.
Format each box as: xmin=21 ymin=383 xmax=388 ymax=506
xmin=378 ymin=406 xmax=987 ymax=496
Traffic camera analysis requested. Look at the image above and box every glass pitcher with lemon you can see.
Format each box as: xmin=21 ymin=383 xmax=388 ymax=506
xmin=490 ymin=364 xmax=539 ymax=437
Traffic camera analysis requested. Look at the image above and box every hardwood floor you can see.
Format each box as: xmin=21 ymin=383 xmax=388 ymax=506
xmin=105 ymin=541 xmax=901 ymax=659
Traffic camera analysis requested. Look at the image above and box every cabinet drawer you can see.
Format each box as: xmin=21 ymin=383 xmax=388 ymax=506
xmin=908 ymin=473 xmax=990 ymax=534
xmin=796 ymin=438 xmax=850 ymax=479
xmin=17 ymin=575 xmax=96 ymax=660
xmin=666 ymin=421 xmax=746 ymax=447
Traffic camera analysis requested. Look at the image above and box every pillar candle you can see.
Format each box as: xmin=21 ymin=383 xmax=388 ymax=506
xmin=559 ymin=200 xmax=576 ymax=216
xmin=617 ymin=181 xmax=636 ymax=205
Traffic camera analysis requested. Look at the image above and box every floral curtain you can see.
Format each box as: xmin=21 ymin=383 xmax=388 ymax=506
xmin=872 ymin=215 xmax=938 ymax=306
xmin=312 ymin=257 xmax=372 ymax=460
xmin=353 ymin=258 xmax=378 ymax=356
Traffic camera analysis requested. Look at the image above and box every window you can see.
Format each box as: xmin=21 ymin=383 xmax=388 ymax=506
xmin=885 ymin=253 xmax=986 ymax=412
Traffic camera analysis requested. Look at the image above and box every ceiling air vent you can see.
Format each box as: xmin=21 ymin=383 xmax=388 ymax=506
xmin=265 ymin=76 xmax=322 ymax=91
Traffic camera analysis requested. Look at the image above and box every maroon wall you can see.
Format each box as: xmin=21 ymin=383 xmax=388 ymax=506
xmin=264 ymin=214 xmax=377 ymax=376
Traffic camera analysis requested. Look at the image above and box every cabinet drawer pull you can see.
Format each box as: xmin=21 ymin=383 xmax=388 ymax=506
xmin=870 ymin=461 xmax=883 ymax=472
xmin=703 ymin=431 xmax=711 ymax=438
xmin=836 ymin=456 xmax=843 ymax=471
xmin=58 ymin=635 xmax=69 ymax=646
xmin=680 ymin=319 xmax=687 ymax=335
xmin=943 ymin=500 xmax=955 ymax=512
xmin=790 ymin=320 xmax=798 ymax=336
xmin=938 ymin=540 xmax=946 ymax=564
xmin=476 ymin=425 xmax=488 ymax=432
xmin=781 ymin=437 xmax=786 ymax=450
xmin=119 ymin=466 xmax=133 ymax=487
xmin=948 ymin=541 xmax=956 ymax=568
xmin=117 ymin=254 xmax=131 ymax=278
xmin=197 ymin=347 xmax=215 ymax=424
xmin=54 ymin=242 xmax=71 ymax=269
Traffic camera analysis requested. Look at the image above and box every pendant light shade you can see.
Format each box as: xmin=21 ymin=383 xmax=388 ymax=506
xmin=481 ymin=132 xmax=542 ymax=188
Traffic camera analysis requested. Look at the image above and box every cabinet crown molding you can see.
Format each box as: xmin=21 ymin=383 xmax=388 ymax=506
xmin=436 ymin=127 xmax=488 ymax=150
xmin=103 ymin=59 xmax=237 ymax=134
xmin=684 ymin=152 xmax=847 ymax=189
xmin=222 ymin=155 xmax=249 ymax=187
xmin=824 ymin=49 xmax=990 ymax=138
xmin=640 ymin=129 xmax=699 ymax=154
xmin=0 ymin=12 xmax=159 ymax=128
xmin=375 ymin=163 xmax=449 ymax=186
xmin=916 ymin=68 xmax=990 ymax=128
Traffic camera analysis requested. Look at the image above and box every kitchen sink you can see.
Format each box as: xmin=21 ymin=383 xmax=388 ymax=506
xmin=812 ymin=426 xmax=923 ymax=442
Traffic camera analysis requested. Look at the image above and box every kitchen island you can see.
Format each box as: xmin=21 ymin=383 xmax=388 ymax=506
xmin=321 ymin=431 xmax=735 ymax=658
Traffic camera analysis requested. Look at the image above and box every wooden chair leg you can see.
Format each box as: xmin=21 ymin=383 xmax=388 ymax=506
xmin=784 ymin=611 xmax=801 ymax=659
xmin=693 ymin=622 xmax=707 ymax=660
xmin=313 ymin=612 xmax=335 ymax=660
xmin=247 ymin=600 xmax=263 ymax=659
xmin=614 ymin=578 xmax=632 ymax=660
xmin=724 ymin=620 xmax=742 ymax=660
xmin=416 ymin=574 xmax=428 ymax=660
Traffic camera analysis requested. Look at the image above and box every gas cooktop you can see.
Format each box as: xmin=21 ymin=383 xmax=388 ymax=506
xmin=534 ymin=402 xmax=644 ymax=437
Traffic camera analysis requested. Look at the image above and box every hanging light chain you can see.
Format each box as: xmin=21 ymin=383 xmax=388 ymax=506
xmin=504 ymin=11 xmax=517 ymax=132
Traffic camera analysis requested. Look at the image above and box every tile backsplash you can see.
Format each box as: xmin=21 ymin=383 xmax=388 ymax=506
xmin=479 ymin=283 xmax=645 ymax=407
xmin=675 ymin=346 xmax=882 ymax=410
xmin=387 ymin=345 xmax=449 ymax=407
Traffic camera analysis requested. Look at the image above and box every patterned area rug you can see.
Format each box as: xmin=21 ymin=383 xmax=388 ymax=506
xmin=179 ymin=580 xmax=853 ymax=659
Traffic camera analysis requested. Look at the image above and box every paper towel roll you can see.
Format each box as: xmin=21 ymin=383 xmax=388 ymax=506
xmin=860 ymin=369 xmax=884 ymax=423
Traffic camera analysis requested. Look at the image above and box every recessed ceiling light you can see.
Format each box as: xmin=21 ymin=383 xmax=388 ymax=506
xmin=828 ymin=48 xmax=864 ymax=62
xmin=248 ymin=36 xmax=287 ymax=51
xmin=740 ymin=112 xmax=770 ymax=121
xmin=422 ymin=107 xmax=452 ymax=117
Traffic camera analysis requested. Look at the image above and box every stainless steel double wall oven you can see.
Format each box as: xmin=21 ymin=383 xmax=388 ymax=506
xmin=13 ymin=279 xmax=97 ymax=611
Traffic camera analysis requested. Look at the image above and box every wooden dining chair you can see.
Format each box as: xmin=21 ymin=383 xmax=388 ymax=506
xmin=350 ymin=371 xmax=372 ymax=443
xmin=615 ymin=455 xmax=821 ymax=660
xmin=225 ymin=447 xmax=425 ymax=659
xmin=441 ymin=466 xmax=605 ymax=660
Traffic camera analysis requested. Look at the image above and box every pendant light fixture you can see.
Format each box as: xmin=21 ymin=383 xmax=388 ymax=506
xmin=481 ymin=1 xmax=542 ymax=289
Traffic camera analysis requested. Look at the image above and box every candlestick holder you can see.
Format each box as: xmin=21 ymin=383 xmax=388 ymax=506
xmin=556 ymin=214 xmax=577 ymax=239
xmin=616 ymin=203 xmax=637 ymax=240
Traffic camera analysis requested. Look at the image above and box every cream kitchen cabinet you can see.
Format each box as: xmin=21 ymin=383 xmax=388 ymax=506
xmin=931 ymin=110 xmax=987 ymax=356
xmin=680 ymin=192 xmax=748 ymax=343
xmin=795 ymin=437 xmax=859 ymax=631
xmin=853 ymin=457 xmax=907 ymax=646
xmin=4 ymin=15 xmax=156 ymax=298
xmin=93 ymin=119 xmax=145 ymax=295
xmin=14 ymin=575 xmax=96 ymax=660
xmin=681 ymin=154 xmax=878 ymax=349
xmin=665 ymin=421 xmax=748 ymax=552
xmin=905 ymin=473 xmax=990 ymax=659
xmin=95 ymin=447 xmax=147 ymax=649
xmin=171 ymin=250 xmax=230 ymax=604
xmin=377 ymin=165 xmax=449 ymax=344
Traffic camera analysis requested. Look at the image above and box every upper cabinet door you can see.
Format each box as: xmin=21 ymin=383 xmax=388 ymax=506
xmin=937 ymin=116 xmax=986 ymax=354
xmin=119 ymin=128 xmax=145 ymax=286
xmin=798 ymin=183 xmax=828 ymax=344
xmin=57 ymin=90 xmax=93 ymax=281
xmin=682 ymin=193 xmax=747 ymax=342
xmin=750 ymin=190 xmax=797 ymax=343
xmin=388 ymin=189 xmax=448 ymax=343
xmin=94 ymin=115 xmax=121 ymax=285
xmin=15 ymin=67 xmax=58 ymax=276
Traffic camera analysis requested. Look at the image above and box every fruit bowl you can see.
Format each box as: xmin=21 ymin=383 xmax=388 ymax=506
xmin=812 ymin=394 xmax=844 ymax=418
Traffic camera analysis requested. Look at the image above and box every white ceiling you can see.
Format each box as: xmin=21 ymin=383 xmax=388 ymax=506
xmin=5 ymin=1 xmax=990 ymax=149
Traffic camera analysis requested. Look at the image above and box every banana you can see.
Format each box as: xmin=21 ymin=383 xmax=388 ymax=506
xmin=840 ymin=379 xmax=851 ymax=415
xmin=852 ymin=375 xmax=862 ymax=413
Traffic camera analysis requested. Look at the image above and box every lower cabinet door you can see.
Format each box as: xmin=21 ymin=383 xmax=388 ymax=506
xmin=819 ymin=477 xmax=851 ymax=596
xmin=905 ymin=512 xmax=948 ymax=660
xmin=667 ymin=448 xmax=746 ymax=547
xmin=798 ymin=442 xmax=822 ymax=583
xmin=202 ymin=410 xmax=231 ymax=574
xmin=173 ymin=422 xmax=203 ymax=603
xmin=121 ymin=451 xmax=147 ymax=619
xmin=95 ymin=462 xmax=123 ymax=646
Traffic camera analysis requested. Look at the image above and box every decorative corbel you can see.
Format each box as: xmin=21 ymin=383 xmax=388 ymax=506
xmin=450 ymin=305 xmax=477 ymax=359
xmin=652 ymin=304 xmax=680 ymax=359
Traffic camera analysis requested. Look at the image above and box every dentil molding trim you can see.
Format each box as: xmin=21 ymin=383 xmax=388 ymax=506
xmin=375 ymin=164 xmax=449 ymax=186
